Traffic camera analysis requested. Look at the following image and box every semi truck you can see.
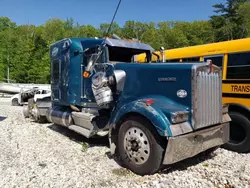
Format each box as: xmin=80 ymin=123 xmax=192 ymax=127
xmin=23 ymin=37 xmax=231 ymax=175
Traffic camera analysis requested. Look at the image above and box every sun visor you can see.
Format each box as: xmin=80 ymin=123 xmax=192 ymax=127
xmin=104 ymin=38 xmax=154 ymax=52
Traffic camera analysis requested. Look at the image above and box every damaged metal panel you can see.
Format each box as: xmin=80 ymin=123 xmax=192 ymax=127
xmin=104 ymin=38 xmax=154 ymax=52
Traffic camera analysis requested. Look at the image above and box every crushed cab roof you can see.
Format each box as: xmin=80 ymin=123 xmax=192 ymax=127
xmin=104 ymin=38 xmax=154 ymax=52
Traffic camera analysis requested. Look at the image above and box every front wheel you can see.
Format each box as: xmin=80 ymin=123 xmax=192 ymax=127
xmin=117 ymin=116 xmax=166 ymax=175
xmin=12 ymin=98 xmax=19 ymax=106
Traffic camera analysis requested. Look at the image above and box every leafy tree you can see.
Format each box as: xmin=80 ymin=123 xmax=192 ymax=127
xmin=122 ymin=21 xmax=150 ymax=41
xmin=73 ymin=24 xmax=100 ymax=38
xmin=99 ymin=22 xmax=122 ymax=37
xmin=210 ymin=0 xmax=249 ymax=41
xmin=0 ymin=17 xmax=16 ymax=82
xmin=42 ymin=18 xmax=66 ymax=44
xmin=174 ymin=21 xmax=215 ymax=45
xmin=237 ymin=2 xmax=250 ymax=36
xmin=157 ymin=22 xmax=189 ymax=49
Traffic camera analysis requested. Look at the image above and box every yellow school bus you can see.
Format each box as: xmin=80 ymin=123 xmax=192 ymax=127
xmin=136 ymin=37 xmax=250 ymax=153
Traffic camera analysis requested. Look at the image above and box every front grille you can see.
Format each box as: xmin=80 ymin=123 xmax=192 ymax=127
xmin=193 ymin=70 xmax=222 ymax=129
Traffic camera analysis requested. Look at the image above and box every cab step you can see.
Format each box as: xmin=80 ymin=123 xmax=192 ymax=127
xmin=71 ymin=111 xmax=109 ymax=137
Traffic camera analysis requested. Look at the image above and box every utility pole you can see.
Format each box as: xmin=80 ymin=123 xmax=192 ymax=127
xmin=7 ymin=53 xmax=9 ymax=83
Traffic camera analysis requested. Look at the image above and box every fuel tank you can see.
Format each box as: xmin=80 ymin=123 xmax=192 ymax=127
xmin=46 ymin=106 xmax=73 ymax=127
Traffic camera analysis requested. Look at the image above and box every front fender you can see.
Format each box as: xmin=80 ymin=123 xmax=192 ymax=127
xmin=111 ymin=96 xmax=191 ymax=137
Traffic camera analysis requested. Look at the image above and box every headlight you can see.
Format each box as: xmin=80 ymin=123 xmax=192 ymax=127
xmin=92 ymin=72 xmax=106 ymax=88
xmin=222 ymin=104 xmax=229 ymax=114
xmin=171 ymin=111 xmax=189 ymax=124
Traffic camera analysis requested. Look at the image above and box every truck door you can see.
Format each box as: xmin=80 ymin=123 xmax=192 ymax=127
xmin=50 ymin=39 xmax=70 ymax=105
xmin=80 ymin=41 xmax=102 ymax=104
xmin=51 ymin=44 xmax=61 ymax=102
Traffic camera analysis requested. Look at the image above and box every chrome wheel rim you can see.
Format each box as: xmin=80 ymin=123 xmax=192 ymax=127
xmin=123 ymin=127 xmax=150 ymax=165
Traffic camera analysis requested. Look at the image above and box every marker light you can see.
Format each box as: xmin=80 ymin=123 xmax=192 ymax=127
xmin=171 ymin=111 xmax=189 ymax=124
xmin=145 ymin=99 xmax=154 ymax=106
xmin=83 ymin=71 xmax=90 ymax=78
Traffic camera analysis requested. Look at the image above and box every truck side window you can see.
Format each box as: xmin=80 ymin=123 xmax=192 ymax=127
xmin=227 ymin=51 xmax=250 ymax=79
xmin=52 ymin=59 xmax=60 ymax=84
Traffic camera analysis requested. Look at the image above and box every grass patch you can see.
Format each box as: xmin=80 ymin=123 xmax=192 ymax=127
xmin=81 ymin=142 xmax=89 ymax=152
xmin=203 ymin=163 xmax=209 ymax=167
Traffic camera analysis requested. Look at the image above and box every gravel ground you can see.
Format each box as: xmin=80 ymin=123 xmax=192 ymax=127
xmin=0 ymin=97 xmax=250 ymax=188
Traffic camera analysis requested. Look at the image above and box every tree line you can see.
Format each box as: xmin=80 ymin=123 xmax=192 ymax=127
xmin=0 ymin=0 xmax=250 ymax=84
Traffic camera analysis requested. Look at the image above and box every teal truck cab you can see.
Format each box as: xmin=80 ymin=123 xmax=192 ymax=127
xmin=25 ymin=37 xmax=231 ymax=175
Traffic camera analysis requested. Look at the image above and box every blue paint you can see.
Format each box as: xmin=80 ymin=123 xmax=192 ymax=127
xmin=113 ymin=63 xmax=193 ymax=108
xmin=110 ymin=95 xmax=190 ymax=137
xmin=50 ymin=38 xmax=103 ymax=106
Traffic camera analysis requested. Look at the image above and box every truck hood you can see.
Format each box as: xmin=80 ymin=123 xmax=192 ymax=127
xmin=114 ymin=63 xmax=196 ymax=109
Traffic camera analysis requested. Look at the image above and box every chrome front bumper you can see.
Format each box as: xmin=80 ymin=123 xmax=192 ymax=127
xmin=163 ymin=122 xmax=230 ymax=164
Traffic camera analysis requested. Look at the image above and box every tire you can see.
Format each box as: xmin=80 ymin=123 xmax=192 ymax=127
xmin=28 ymin=98 xmax=34 ymax=109
xmin=23 ymin=105 xmax=29 ymax=118
xmin=117 ymin=116 xmax=166 ymax=175
xmin=12 ymin=98 xmax=19 ymax=106
xmin=38 ymin=116 xmax=47 ymax=123
xmin=222 ymin=111 xmax=250 ymax=153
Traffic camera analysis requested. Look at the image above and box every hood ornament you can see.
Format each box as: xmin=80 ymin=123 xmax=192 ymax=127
xmin=207 ymin=59 xmax=213 ymax=74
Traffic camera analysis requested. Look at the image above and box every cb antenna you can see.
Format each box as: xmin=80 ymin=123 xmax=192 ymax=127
xmin=105 ymin=0 xmax=122 ymax=38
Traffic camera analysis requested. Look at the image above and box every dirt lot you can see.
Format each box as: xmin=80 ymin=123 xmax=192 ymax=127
xmin=0 ymin=97 xmax=250 ymax=188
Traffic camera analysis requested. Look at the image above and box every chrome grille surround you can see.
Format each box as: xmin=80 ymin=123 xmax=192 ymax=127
xmin=192 ymin=63 xmax=222 ymax=129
